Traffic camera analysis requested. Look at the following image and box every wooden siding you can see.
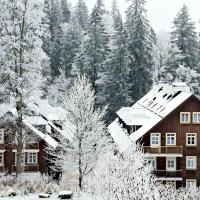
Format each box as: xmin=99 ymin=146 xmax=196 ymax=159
xmin=140 ymin=96 xmax=200 ymax=187
xmin=2 ymin=140 xmax=47 ymax=174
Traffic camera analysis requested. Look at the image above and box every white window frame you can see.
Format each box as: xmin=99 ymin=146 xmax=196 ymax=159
xmin=148 ymin=157 xmax=157 ymax=170
xmin=180 ymin=112 xmax=190 ymax=124
xmin=193 ymin=112 xmax=200 ymax=123
xmin=186 ymin=179 xmax=197 ymax=189
xmin=0 ymin=152 xmax=4 ymax=166
xmin=186 ymin=156 xmax=197 ymax=170
xmin=0 ymin=129 xmax=4 ymax=144
xmin=166 ymin=157 xmax=176 ymax=171
xmin=150 ymin=133 xmax=161 ymax=147
xmin=26 ymin=152 xmax=38 ymax=165
xmin=166 ymin=133 xmax=176 ymax=146
xmin=186 ymin=133 xmax=197 ymax=146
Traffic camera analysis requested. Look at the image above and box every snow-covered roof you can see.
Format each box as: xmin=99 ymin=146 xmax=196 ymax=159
xmin=23 ymin=118 xmax=58 ymax=148
xmin=23 ymin=116 xmax=48 ymax=125
xmin=0 ymin=102 xmax=58 ymax=148
xmin=0 ymin=103 xmax=17 ymax=118
xmin=109 ymin=82 xmax=193 ymax=150
xmin=108 ymin=120 xmax=133 ymax=152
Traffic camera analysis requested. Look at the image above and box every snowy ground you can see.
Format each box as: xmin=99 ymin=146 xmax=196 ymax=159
xmin=0 ymin=194 xmax=59 ymax=200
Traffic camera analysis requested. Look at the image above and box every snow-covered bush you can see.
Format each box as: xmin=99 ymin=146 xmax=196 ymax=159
xmin=0 ymin=174 xmax=68 ymax=196
xmin=85 ymin=145 xmax=159 ymax=200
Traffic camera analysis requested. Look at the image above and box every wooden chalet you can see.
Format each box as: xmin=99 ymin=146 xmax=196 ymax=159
xmin=109 ymin=82 xmax=200 ymax=188
xmin=0 ymin=99 xmax=68 ymax=175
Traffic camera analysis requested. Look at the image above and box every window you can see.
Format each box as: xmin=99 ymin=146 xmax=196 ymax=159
xmin=186 ymin=156 xmax=197 ymax=170
xmin=186 ymin=179 xmax=196 ymax=189
xmin=180 ymin=112 xmax=190 ymax=124
xmin=151 ymin=133 xmax=160 ymax=147
xmin=166 ymin=158 xmax=176 ymax=171
xmin=166 ymin=133 xmax=176 ymax=145
xmin=148 ymin=158 xmax=156 ymax=170
xmin=0 ymin=129 xmax=4 ymax=143
xmin=193 ymin=112 xmax=200 ymax=123
xmin=26 ymin=152 xmax=37 ymax=164
xmin=0 ymin=153 xmax=4 ymax=166
xmin=186 ymin=133 xmax=197 ymax=146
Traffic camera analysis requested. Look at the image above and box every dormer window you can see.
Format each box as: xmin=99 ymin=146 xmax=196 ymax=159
xmin=0 ymin=129 xmax=4 ymax=144
xmin=180 ymin=112 xmax=190 ymax=124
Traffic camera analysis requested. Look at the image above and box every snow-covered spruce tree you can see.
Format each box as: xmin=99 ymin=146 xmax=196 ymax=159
xmin=74 ymin=0 xmax=89 ymax=31
xmin=87 ymin=145 xmax=159 ymax=200
xmin=73 ymin=0 xmax=111 ymax=106
xmin=48 ymin=75 xmax=109 ymax=190
xmin=42 ymin=0 xmax=64 ymax=79
xmin=106 ymin=9 xmax=130 ymax=122
xmin=126 ymin=0 xmax=155 ymax=102
xmin=61 ymin=0 xmax=71 ymax=23
xmin=163 ymin=5 xmax=200 ymax=94
xmin=0 ymin=0 xmax=47 ymax=176
xmin=61 ymin=13 xmax=84 ymax=78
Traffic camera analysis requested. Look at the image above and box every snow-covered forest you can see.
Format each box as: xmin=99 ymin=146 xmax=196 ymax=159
xmin=1 ymin=0 xmax=200 ymax=199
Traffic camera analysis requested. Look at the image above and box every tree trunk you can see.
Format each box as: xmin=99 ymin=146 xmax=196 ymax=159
xmin=16 ymin=93 xmax=23 ymax=176
xmin=78 ymin=137 xmax=83 ymax=190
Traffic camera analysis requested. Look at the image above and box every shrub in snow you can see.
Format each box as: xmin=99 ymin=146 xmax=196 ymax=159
xmin=86 ymin=145 xmax=158 ymax=200
xmin=0 ymin=174 xmax=68 ymax=196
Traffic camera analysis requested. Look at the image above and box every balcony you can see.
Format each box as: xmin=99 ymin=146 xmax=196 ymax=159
xmin=143 ymin=146 xmax=183 ymax=157
xmin=154 ymin=170 xmax=183 ymax=181
xmin=12 ymin=164 xmax=39 ymax=173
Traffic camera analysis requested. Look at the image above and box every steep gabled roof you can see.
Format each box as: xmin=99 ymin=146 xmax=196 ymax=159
xmin=108 ymin=82 xmax=193 ymax=151
xmin=0 ymin=102 xmax=59 ymax=148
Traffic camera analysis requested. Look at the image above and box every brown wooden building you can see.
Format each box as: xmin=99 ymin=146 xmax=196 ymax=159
xmin=109 ymin=82 xmax=200 ymax=188
xmin=0 ymin=100 xmax=67 ymax=175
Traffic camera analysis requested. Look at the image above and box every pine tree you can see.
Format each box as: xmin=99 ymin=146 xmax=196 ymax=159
xmin=164 ymin=5 xmax=199 ymax=81
xmin=61 ymin=0 xmax=70 ymax=23
xmin=84 ymin=1 xmax=111 ymax=104
xmin=106 ymin=9 xmax=130 ymax=121
xmin=43 ymin=0 xmax=64 ymax=79
xmin=74 ymin=0 xmax=89 ymax=31
xmin=72 ymin=0 xmax=111 ymax=106
xmin=126 ymin=0 xmax=154 ymax=102
xmin=61 ymin=0 xmax=89 ymax=78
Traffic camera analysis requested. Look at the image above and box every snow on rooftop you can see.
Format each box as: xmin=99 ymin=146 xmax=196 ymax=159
xmin=23 ymin=116 xmax=48 ymax=125
xmin=0 ymin=104 xmax=17 ymax=118
xmin=48 ymin=120 xmax=75 ymax=142
xmin=108 ymin=120 xmax=133 ymax=152
xmin=23 ymin=118 xmax=58 ymax=148
xmin=117 ymin=106 xmax=150 ymax=126
xmin=110 ymin=82 xmax=193 ymax=149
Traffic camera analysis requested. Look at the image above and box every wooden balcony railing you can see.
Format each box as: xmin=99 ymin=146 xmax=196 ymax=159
xmin=12 ymin=164 xmax=39 ymax=173
xmin=143 ymin=146 xmax=183 ymax=154
xmin=154 ymin=170 xmax=182 ymax=178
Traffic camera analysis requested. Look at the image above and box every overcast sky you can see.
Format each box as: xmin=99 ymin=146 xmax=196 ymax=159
xmin=69 ymin=0 xmax=200 ymax=33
